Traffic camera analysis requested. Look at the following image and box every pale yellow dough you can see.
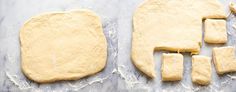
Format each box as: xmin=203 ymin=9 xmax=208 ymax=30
xmin=192 ymin=55 xmax=211 ymax=85
xmin=229 ymin=2 xmax=236 ymax=14
xmin=204 ymin=19 xmax=227 ymax=43
xmin=132 ymin=0 xmax=226 ymax=78
xmin=161 ymin=53 xmax=183 ymax=81
xmin=20 ymin=10 xmax=107 ymax=83
xmin=213 ymin=46 xmax=236 ymax=75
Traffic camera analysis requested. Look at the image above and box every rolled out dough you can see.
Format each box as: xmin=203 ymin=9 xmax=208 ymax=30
xmin=132 ymin=0 xmax=226 ymax=78
xmin=20 ymin=9 xmax=107 ymax=83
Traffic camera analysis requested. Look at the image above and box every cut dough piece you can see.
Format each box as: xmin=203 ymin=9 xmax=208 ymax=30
xmin=132 ymin=0 xmax=226 ymax=78
xmin=161 ymin=53 xmax=183 ymax=81
xmin=20 ymin=9 xmax=107 ymax=83
xmin=213 ymin=46 xmax=236 ymax=74
xmin=192 ymin=55 xmax=211 ymax=85
xmin=229 ymin=2 xmax=236 ymax=14
xmin=204 ymin=19 xmax=227 ymax=43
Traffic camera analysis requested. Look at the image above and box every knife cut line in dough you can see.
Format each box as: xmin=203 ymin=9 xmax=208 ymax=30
xmin=132 ymin=0 xmax=226 ymax=78
xmin=20 ymin=9 xmax=107 ymax=83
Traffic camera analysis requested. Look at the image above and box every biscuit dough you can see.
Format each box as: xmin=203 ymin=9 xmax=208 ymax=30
xmin=213 ymin=46 xmax=236 ymax=74
xmin=230 ymin=2 xmax=236 ymax=14
xmin=192 ymin=55 xmax=211 ymax=85
xmin=161 ymin=53 xmax=183 ymax=81
xmin=204 ymin=19 xmax=227 ymax=43
xmin=132 ymin=0 xmax=226 ymax=78
xmin=20 ymin=10 xmax=107 ymax=83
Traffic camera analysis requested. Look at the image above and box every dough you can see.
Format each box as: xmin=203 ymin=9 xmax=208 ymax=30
xmin=20 ymin=9 xmax=107 ymax=83
xmin=192 ymin=55 xmax=211 ymax=85
xmin=230 ymin=2 xmax=236 ymax=14
xmin=161 ymin=53 xmax=183 ymax=81
xmin=204 ymin=19 xmax=227 ymax=43
xmin=213 ymin=46 xmax=236 ymax=74
xmin=132 ymin=0 xmax=226 ymax=78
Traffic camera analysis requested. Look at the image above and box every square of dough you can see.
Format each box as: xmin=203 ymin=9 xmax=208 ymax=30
xmin=161 ymin=53 xmax=183 ymax=81
xmin=230 ymin=2 xmax=236 ymax=14
xmin=213 ymin=46 xmax=236 ymax=74
xmin=204 ymin=19 xmax=227 ymax=43
xmin=192 ymin=55 xmax=211 ymax=85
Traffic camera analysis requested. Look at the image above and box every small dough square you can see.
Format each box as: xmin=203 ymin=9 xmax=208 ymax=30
xmin=161 ymin=53 xmax=183 ymax=81
xmin=192 ymin=55 xmax=211 ymax=85
xmin=204 ymin=19 xmax=227 ymax=43
xmin=230 ymin=2 xmax=236 ymax=14
xmin=213 ymin=46 xmax=236 ymax=74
